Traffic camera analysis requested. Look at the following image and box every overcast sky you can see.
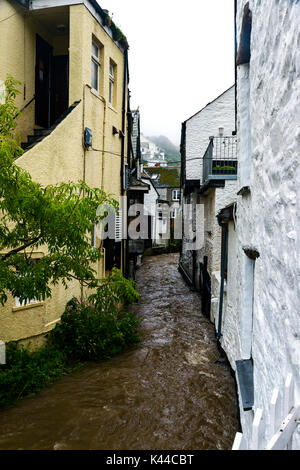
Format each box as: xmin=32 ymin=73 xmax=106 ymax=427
xmin=102 ymin=0 xmax=235 ymax=146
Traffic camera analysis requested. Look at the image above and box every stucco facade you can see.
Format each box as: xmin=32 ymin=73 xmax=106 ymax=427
xmin=0 ymin=0 xmax=129 ymax=346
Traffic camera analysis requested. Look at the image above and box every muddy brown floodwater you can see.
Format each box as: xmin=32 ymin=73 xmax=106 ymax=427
xmin=0 ymin=254 xmax=239 ymax=450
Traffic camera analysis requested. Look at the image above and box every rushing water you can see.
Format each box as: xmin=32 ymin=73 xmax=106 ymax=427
xmin=0 ymin=254 xmax=239 ymax=450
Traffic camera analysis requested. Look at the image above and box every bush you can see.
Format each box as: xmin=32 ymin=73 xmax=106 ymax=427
xmin=48 ymin=300 xmax=142 ymax=361
xmin=0 ymin=342 xmax=70 ymax=408
xmin=0 ymin=269 xmax=142 ymax=408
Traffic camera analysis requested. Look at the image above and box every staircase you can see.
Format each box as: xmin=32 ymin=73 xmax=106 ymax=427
xmin=21 ymin=128 xmax=52 ymax=152
xmin=21 ymin=100 xmax=81 ymax=153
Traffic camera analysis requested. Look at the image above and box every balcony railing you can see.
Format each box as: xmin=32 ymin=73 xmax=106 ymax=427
xmin=203 ymin=136 xmax=238 ymax=184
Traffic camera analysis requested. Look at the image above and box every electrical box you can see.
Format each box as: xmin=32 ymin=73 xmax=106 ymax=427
xmin=84 ymin=127 xmax=93 ymax=147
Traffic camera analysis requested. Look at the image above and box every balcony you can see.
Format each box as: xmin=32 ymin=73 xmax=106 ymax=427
xmin=203 ymin=136 xmax=238 ymax=184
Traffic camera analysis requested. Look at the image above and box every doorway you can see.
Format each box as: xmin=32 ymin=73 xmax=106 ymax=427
xmin=35 ymin=35 xmax=52 ymax=128
xmin=35 ymin=35 xmax=69 ymax=128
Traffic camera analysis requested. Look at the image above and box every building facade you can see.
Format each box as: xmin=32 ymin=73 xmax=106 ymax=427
xmin=179 ymin=86 xmax=237 ymax=318
xmin=141 ymin=135 xmax=167 ymax=168
xmin=0 ymin=0 xmax=130 ymax=347
xmin=145 ymin=167 xmax=181 ymax=248
xmin=229 ymin=0 xmax=300 ymax=450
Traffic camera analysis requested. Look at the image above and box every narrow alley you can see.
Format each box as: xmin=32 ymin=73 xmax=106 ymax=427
xmin=0 ymin=254 xmax=239 ymax=450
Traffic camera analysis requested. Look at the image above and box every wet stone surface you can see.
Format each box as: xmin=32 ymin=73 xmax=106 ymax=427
xmin=0 ymin=254 xmax=239 ymax=450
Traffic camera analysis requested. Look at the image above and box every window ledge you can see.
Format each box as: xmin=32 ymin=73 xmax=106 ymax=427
xmin=90 ymin=88 xmax=105 ymax=103
xmin=13 ymin=302 xmax=44 ymax=313
xmin=108 ymin=105 xmax=118 ymax=114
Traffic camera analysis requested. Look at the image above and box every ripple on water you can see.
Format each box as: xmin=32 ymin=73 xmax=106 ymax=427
xmin=0 ymin=254 xmax=239 ymax=450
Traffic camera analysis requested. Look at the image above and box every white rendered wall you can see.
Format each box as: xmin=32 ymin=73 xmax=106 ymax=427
xmin=203 ymin=180 xmax=238 ymax=327
xmin=142 ymin=178 xmax=158 ymax=218
xmin=232 ymin=0 xmax=300 ymax=448
xmin=185 ymin=86 xmax=236 ymax=182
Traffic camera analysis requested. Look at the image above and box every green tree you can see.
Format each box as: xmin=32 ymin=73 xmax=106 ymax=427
xmin=0 ymin=76 xmax=118 ymax=306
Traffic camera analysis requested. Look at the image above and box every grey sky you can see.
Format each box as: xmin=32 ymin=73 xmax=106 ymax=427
xmin=103 ymin=0 xmax=235 ymax=146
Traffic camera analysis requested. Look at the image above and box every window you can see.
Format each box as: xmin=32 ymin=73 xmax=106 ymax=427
xmin=171 ymin=208 xmax=177 ymax=219
xmin=236 ymin=2 xmax=252 ymax=66
xmin=91 ymin=39 xmax=101 ymax=92
xmin=15 ymin=259 xmax=40 ymax=307
xmin=109 ymin=61 xmax=116 ymax=106
xmin=172 ymin=190 xmax=181 ymax=201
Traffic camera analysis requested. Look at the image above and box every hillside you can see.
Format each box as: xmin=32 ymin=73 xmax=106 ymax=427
xmin=148 ymin=135 xmax=181 ymax=165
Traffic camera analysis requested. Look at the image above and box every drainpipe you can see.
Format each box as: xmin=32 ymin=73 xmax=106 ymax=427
xmin=101 ymin=95 xmax=107 ymax=190
xmin=234 ymin=0 xmax=238 ymax=135
xmin=216 ymin=213 xmax=230 ymax=342
xmin=121 ymin=49 xmax=128 ymax=276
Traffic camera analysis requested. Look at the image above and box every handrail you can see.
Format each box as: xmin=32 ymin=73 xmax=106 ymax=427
xmin=20 ymin=95 xmax=35 ymax=113
xmin=203 ymin=136 xmax=238 ymax=183
xmin=12 ymin=95 xmax=36 ymax=121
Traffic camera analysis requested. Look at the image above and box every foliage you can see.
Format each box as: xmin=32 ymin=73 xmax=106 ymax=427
xmin=0 ymin=270 xmax=142 ymax=408
xmin=103 ymin=12 xmax=112 ymax=27
xmin=49 ymin=268 xmax=141 ymax=360
xmin=148 ymin=135 xmax=181 ymax=165
xmin=212 ymin=165 xmax=237 ymax=172
xmin=0 ymin=342 xmax=71 ymax=408
xmin=110 ymin=20 xmax=128 ymax=47
xmin=49 ymin=299 xmax=142 ymax=361
xmin=0 ymin=76 xmax=21 ymax=140
xmin=0 ymin=76 xmax=119 ymax=306
xmin=88 ymin=267 xmax=140 ymax=314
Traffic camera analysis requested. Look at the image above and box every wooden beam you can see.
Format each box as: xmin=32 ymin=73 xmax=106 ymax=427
xmin=265 ymin=405 xmax=300 ymax=450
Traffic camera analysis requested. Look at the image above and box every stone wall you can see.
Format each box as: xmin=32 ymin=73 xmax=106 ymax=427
xmin=227 ymin=0 xmax=300 ymax=448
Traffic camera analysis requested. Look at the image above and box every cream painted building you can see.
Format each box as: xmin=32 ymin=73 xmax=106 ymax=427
xmin=0 ymin=0 xmax=130 ymax=346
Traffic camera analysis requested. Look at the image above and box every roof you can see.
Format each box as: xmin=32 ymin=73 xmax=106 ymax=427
xmin=145 ymin=167 xmax=181 ymax=188
xmin=129 ymin=176 xmax=150 ymax=192
xmin=12 ymin=0 xmax=128 ymax=51
xmin=183 ymin=85 xmax=235 ymax=124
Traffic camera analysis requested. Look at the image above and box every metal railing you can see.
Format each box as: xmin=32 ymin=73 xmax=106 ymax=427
xmin=203 ymin=136 xmax=238 ymax=183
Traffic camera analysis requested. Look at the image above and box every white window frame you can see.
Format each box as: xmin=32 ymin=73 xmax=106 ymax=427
xmin=91 ymin=39 xmax=101 ymax=93
xmin=172 ymin=190 xmax=181 ymax=201
xmin=109 ymin=61 xmax=115 ymax=106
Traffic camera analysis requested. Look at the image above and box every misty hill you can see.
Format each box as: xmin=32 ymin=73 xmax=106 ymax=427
xmin=148 ymin=135 xmax=181 ymax=165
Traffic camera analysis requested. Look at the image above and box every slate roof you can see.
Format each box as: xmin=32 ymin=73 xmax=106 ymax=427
xmin=145 ymin=167 xmax=181 ymax=189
